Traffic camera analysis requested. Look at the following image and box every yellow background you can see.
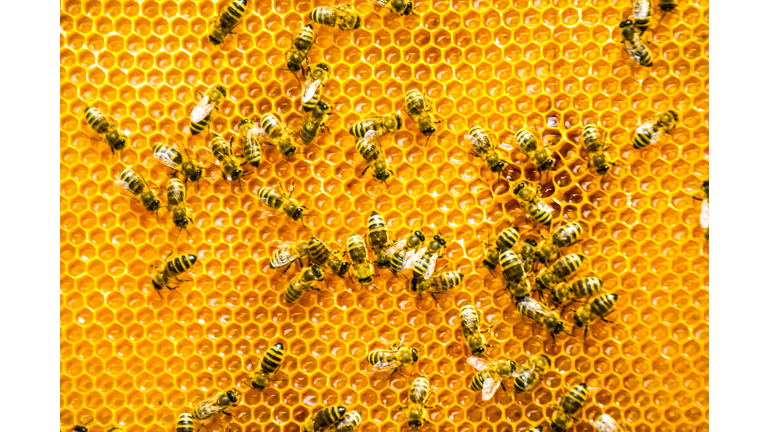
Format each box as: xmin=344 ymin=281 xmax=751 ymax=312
xmin=60 ymin=0 xmax=709 ymax=431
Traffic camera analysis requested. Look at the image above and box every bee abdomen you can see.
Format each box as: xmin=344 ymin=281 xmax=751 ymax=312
xmin=260 ymin=343 xmax=285 ymax=374
xmin=85 ymin=106 xmax=109 ymax=133
xmin=590 ymin=293 xmax=618 ymax=316
xmin=176 ymin=413 xmax=195 ymax=432
xmin=561 ymin=383 xmax=589 ymax=415
xmin=470 ymin=370 xmax=492 ymax=392
xmin=190 ymin=113 xmax=212 ymax=135
xmin=220 ymin=0 xmax=247 ymax=28
xmin=366 ymin=349 xmax=389 ymax=365
xmin=310 ymin=7 xmax=336 ymax=27
xmin=166 ymin=254 xmax=198 ymax=277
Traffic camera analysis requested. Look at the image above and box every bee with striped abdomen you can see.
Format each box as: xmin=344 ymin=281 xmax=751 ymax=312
xmin=398 ymin=377 xmax=436 ymax=430
xmin=175 ymin=413 xmax=194 ymax=432
xmin=572 ymin=293 xmax=619 ymax=339
xmin=256 ymin=182 xmax=312 ymax=228
xmin=366 ymin=0 xmax=414 ymax=16
xmin=302 ymin=63 xmax=331 ymax=113
xmin=467 ymin=356 xmax=517 ymax=401
xmin=301 ymin=100 xmax=332 ymax=145
xmin=512 ymin=181 xmax=554 ymax=226
xmin=658 ymin=0 xmax=679 ymax=21
xmin=249 ymin=342 xmax=285 ymax=390
xmin=535 ymin=222 xmax=584 ymax=264
xmin=190 ymin=85 xmax=227 ymax=135
xmin=386 ymin=225 xmax=427 ymax=274
xmin=237 ymin=118 xmax=262 ymax=168
xmin=285 ymin=265 xmax=325 ymax=303
xmin=84 ymin=106 xmax=127 ymax=156
xmin=406 ymin=234 xmax=448 ymax=280
xmin=620 ymin=19 xmax=653 ymax=67
xmin=480 ymin=226 xmax=520 ymax=273
xmin=310 ymin=4 xmax=362 ymax=31
xmin=153 ymin=142 xmax=206 ymax=189
xmin=71 ymin=419 xmax=94 ymax=432
xmin=513 ymin=128 xmax=556 ymax=183
xmin=270 ymin=240 xmax=311 ymax=273
xmin=349 ymin=113 xmax=402 ymax=140
xmin=516 ymin=238 xmax=539 ymax=274
xmin=307 ymin=237 xmax=350 ymax=277
xmin=166 ymin=178 xmax=194 ymax=241
xmin=404 ymin=88 xmax=442 ymax=146
xmin=516 ymin=296 xmax=566 ymax=342
xmin=581 ymin=123 xmax=617 ymax=176
xmin=632 ymin=110 xmax=678 ymax=149
xmin=551 ymin=383 xmax=590 ymax=432
xmin=286 ymin=24 xmax=314 ymax=76
xmin=460 ymin=304 xmax=493 ymax=357
xmin=466 ymin=125 xmax=511 ymax=185
xmin=512 ymin=354 xmax=551 ymax=393
xmin=207 ymin=0 xmax=248 ymax=46
xmin=367 ymin=211 xmax=393 ymax=269
xmin=114 ymin=167 xmax=162 ymax=220
xmin=211 ymin=133 xmax=249 ymax=184
xmin=594 ymin=414 xmax=629 ymax=432
xmin=347 ymin=233 xmax=377 ymax=287
xmin=499 ymin=249 xmax=526 ymax=286
xmin=366 ymin=336 xmax=420 ymax=378
xmin=632 ymin=0 xmax=652 ymax=35
xmin=303 ymin=406 xmax=348 ymax=432
xmin=410 ymin=270 xmax=464 ymax=300
xmin=356 ymin=130 xmax=394 ymax=190
xmin=551 ymin=276 xmax=604 ymax=307
xmin=150 ymin=252 xmax=198 ymax=298
xmin=535 ymin=254 xmax=585 ymax=292
xmin=693 ymin=179 xmax=709 ymax=240
xmin=329 ymin=411 xmax=362 ymax=432
xmin=192 ymin=390 xmax=240 ymax=420
xmin=260 ymin=112 xmax=300 ymax=160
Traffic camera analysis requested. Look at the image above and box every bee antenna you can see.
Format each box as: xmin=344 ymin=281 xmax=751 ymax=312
xmin=156 ymin=289 xmax=164 ymax=300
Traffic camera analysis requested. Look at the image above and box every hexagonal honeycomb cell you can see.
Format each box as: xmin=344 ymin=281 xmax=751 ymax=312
xmin=61 ymin=0 xmax=708 ymax=431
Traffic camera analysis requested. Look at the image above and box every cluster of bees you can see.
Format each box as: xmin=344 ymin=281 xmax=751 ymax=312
xmin=71 ymin=0 xmax=706 ymax=431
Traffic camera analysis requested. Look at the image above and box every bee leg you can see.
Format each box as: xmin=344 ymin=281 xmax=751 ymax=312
xmin=600 ymin=317 xmax=614 ymax=324
xmin=583 ymin=327 xmax=589 ymax=340
xmin=386 ymin=368 xmax=398 ymax=380
xmin=431 ymin=293 xmax=438 ymax=302
xmin=222 ymin=411 xmax=233 ymax=417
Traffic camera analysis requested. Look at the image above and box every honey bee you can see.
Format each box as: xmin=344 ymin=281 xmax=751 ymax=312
xmin=71 ymin=419 xmax=94 ymax=432
xmin=551 ymin=383 xmax=590 ymax=432
xmin=512 ymin=354 xmax=551 ymax=393
xmin=467 ymin=356 xmax=517 ymax=401
xmin=249 ymin=342 xmax=285 ymax=390
xmin=572 ymin=293 xmax=619 ymax=339
xmin=550 ymin=276 xmax=604 ymax=307
xmin=302 ymin=63 xmax=331 ymax=113
xmin=347 ymin=233 xmax=377 ymax=287
xmin=310 ymin=4 xmax=362 ymax=31
xmin=499 ymin=249 xmax=526 ymax=286
xmin=632 ymin=110 xmax=678 ymax=149
xmin=176 ymin=413 xmax=194 ymax=432
xmin=366 ymin=336 xmax=420 ymax=378
xmin=410 ymin=270 xmax=464 ymax=300
xmin=406 ymin=234 xmax=448 ymax=280
xmin=191 ymin=390 xmax=240 ymax=420
xmin=84 ymin=106 xmax=127 ymax=156
xmin=534 ymin=254 xmax=585 ymax=292
xmin=581 ymin=124 xmax=617 ymax=176
xmin=366 ymin=0 xmax=414 ymax=16
xmin=256 ymin=182 xmax=311 ymax=228
xmin=307 ymin=237 xmax=350 ymax=277
xmin=516 ymin=296 xmax=566 ymax=342
xmin=515 ymin=238 xmax=539 ymax=274
xmin=211 ymin=133 xmax=249 ymax=183
xmin=404 ymin=88 xmax=442 ymax=145
xmin=270 ymin=240 xmax=311 ymax=272
xmin=285 ymin=265 xmax=325 ymax=303
xmin=593 ymin=414 xmax=629 ymax=432
xmin=632 ymin=0 xmax=652 ymax=35
xmin=190 ymin=85 xmax=227 ymax=135
xmin=300 ymin=100 xmax=332 ymax=145
xmin=620 ymin=19 xmax=653 ymax=67
xmin=237 ymin=118 xmax=262 ymax=168
xmin=535 ymin=222 xmax=584 ymax=264
xmin=386 ymin=225 xmax=427 ymax=274
xmin=260 ymin=113 xmax=300 ymax=160
xmin=367 ymin=211 xmax=393 ymax=269
xmin=460 ymin=304 xmax=493 ymax=357
xmin=329 ymin=411 xmax=362 ymax=432
xmin=507 ymin=279 xmax=532 ymax=301
xmin=512 ymin=181 xmax=554 ymax=226
xmin=167 ymin=178 xmax=194 ymax=241
xmin=481 ymin=226 xmax=521 ymax=273
xmin=398 ymin=377 xmax=436 ymax=430
xmin=113 ymin=167 xmax=162 ymax=220
xmin=150 ymin=252 xmax=198 ymax=298
xmin=513 ymin=128 xmax=556 ymax=182
xmin=693 ymin=179 xmax=709 ymax=240
xmin=286 ymin=24 xmax=314 ymax=75
xmin=466 ymin=125 xmax=510 ymax=184
xmin=153 ymin=142 xmax=206 ymax=189
xmin=303 ymin=406 xmax=348 ymax=432
xmin=356 ymin=130 xmax=394 ymax=189
xmin=207 ymin=0 xmax=248 ymax=47
xmin=658 ymin=0 xmax=679 ymax=21
xmin=349 ymin=113 xmax=402 ymax=140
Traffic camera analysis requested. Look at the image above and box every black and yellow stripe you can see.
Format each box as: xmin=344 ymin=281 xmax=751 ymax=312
xmin=470 ymin=369 xmax=493 ymax=391
xmin=550 ymin=254 xmax=584 ymax=280
xmin=176 ymin=413 xmax=194 ymax=432
xmin=259 ymin=342 xmax=285 ymax=374
xmin=366 ymin=349 xmax=393 ymax=367
xmin=659 ymin=0 xmax=678 ymax=12
xmin=499 ymin=249 xmax=525 ymax=284
xmin=218 ymin=0 xmax=247 ymax=33
xmin=589 ymin=293 xmax=618 ymax=317
xmin=211 ymin=133 xmax=232 ymax=161
xmin=405 ymin=88 xmax=428 ymax=116
xmin=238 ymin=119 xmax=262 ymax=168
xmin=525 ymin=201 xmax=552 ymax=226
xmin=514 ymin=129 xmax=538 ymax=154
xmin=257 ymin=186 xmax=285 ymax=210
xmin=581 ymin=124 xmax=602 ymax=155
xmin=190 ymin=112 xmax=212 ymax=135
xmin=85 ymin=106 xmax=109 ymax=134
xmin=119 ymin=168 xmax=146 ymax=195
xmin=261 ymin=113 xmax=285 ymax=138
xmin=367 ymin=211 xmax=389 ymax=252
xmin=633 ymin=0 xmax=652 ymax=34
xmin=552 ymin=222 xmax=583 ymax=248
xmin=408 ymin=376 xmax=430 ymax=404
xmin=166 ymin=254 xmax=198 ymax=279
xmin=314 ymin=406 xmax=347 ymax=429
xmin=495 ymin=226 xmax=520 ymax=250
xmin=559 ymin=382 xmax=589 ymax=416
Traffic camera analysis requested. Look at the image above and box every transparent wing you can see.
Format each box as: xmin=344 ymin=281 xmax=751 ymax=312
xmin=403 ymin=246 xmax=427 ymax=270
xmin=537 ymin=200 xmax=554 ymax=212
xmin=594 ymin=414 xmax=621 ymax=432
xmin=700 ymin=199 xmax=709 ymax=229
xmin=518 ymin=296 xmax=548 ymax=316
xmin=465 ymin=134 xmax=490 ymax=154
xmin=248 ymin=121 xmax=275 ymax=147
xmin=366 ymin=0 xmax=392 ymax=8
xmin=422 ymin=252 xmax=439 ymax=280
xmin=302 ymin=78 xmax=323 ymax=103
xmin=373 ymin=358 xmax=400 ymax=371
xmin=467 ymin=356 xmax=493 ymax=371
xmin=191 ymin=94 xmax=214 ymax=122
xmin=385 ymin=235 xmax=409 ymax=256
xmin=648 ymin=127 xmax=665 ymax=146
xmin=364 ymin=129 xmax=378 ymax=140
xmin=153 ymin=147 xmax=182 ymax=171
xmin=482 ymin=377 xmax=503 ymax=401
xmin=113 ymin=180 xmax=141 ymax=200
xmin=271 ymin=244 xmax=300 ymax=268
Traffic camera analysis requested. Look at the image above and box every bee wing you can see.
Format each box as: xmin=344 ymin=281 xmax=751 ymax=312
xmin=271 ymin=246 xmax=300 ymax=268
xmin=373 ymin=358 xmax=400 ymax=371
xmin=153 ymin=146 xmax=182 ymax=171
xmin=403 ymin=246 xmax=427 ymax=270
xmin=467 ymin=356 xmax=493 ymax=371
xmin=699 ymin=199 xmax=709 ymax=229
xmin=385 ymin=235 xmax=409 ymax=256
xmin=466 ymin=134 xmax=493 ymax=153
xmin=252 ymin=187 xmax=279 ymax=216
xmin=302 ymin=78 xmax=323 ymax=103
xmin=537 ymin=200 xmax=554 ymax=212
xmin=482 ymin=377 xmax=503 ymax=401
xmin=190 ymin=94 xmax=215 ymax=122
xmin=364 ymin=129 xmax=379 ymax=140
xmin=422 ymin=252 xmax=439 ymax=280
xmin=113 ymin=179 xmax=141 ymax=200
xmin=518 ymin=296 xmax=548 ymax=315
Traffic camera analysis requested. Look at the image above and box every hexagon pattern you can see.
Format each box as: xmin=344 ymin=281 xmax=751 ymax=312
xmin=60 ymin=0 xmax=709 ymax=431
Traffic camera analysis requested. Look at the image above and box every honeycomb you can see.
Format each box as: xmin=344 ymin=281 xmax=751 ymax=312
xmin=60 ymin=0 xmax=709 ymax=431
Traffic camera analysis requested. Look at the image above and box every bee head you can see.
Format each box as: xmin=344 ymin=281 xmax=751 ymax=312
xmin=596 ymin=164 xmax=610 ymax=175
xmin=73 ymin=427 xmax=88 ymax=432
xmin=619 ymin=19 xmax=634 ymax=28
xmin=176 ymin=218 xmax=189 ymax=228
xmin=422 ymin=125 xmax=436 ymax=135
xmin=513 ymin=182 xmax=526 ymax=195
xmin=238 ymin=118 xmax=250 ymax=127
xmin=409 ymin=278 xmax=419 ymax=292
xmin=541 ymin=159 xmax=554 ymax=171
xmin=208 ymin=35 xmax=222 ymax=46
xmin=317 ymin=63 xmax=330 ymax=72
xmin=375 ymin=171 xmax=391 ymax=181
xmin=189 ymin=168 xmax=203 ymax=182
xmin=359 ymin=276 xmax=373 ymax=284
xmin=233 ymin=168 xmax=243 ymax=179
xmin=226 ymin=390 xmax=238 ymax=402
xmin=216 ymin=86 xmax=227 ymax=97
xmin=436 ymin=235 xmax=446 ymax=246
xmin=338 ymin=261 xmax=350 ymax=276
xmin=535 ymin=277 xmax=545 ymax=291
xmin=148 ymin=199 xmax=161 ymax=212
xmin=318 ymin=101 xmax=330 ymax=112
xmin=311 ymin=265 xmax=324 ymax=279
xmin=411 ymin=348 xmax=419 ymax=362
xmin=524 ymin=238 xmax=538 ymax=247
xmin=286 ymin=146 xmax=297 ymax=158
xmin=702 ymin=179 xmax=709 ymax=188
xmin=492 ymin=161 xmax=506 ymax=172
xmin=287 ymin=61 xmax=301 ymax=72
xmin=550 ymin=288 xmax=560 ymax=303
xmin=408 ymin=420 xmax=422 ymax=429
xmin=553 ymin=321 xmax=564 ymax=335
xmin=472 ymin=346 xmax=485 ymax=357
xmin=572 ymin=313 xmax=584 ymax=328
xmin=415 ymin=231 xmax=425 ymax=242
xmin=292 ymin=206 xmax=305 ymax=221
xmin=403 ymin=2 xmax=414 ymax=15
xmin=534 ymin=251 xmax=545 ymax=263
